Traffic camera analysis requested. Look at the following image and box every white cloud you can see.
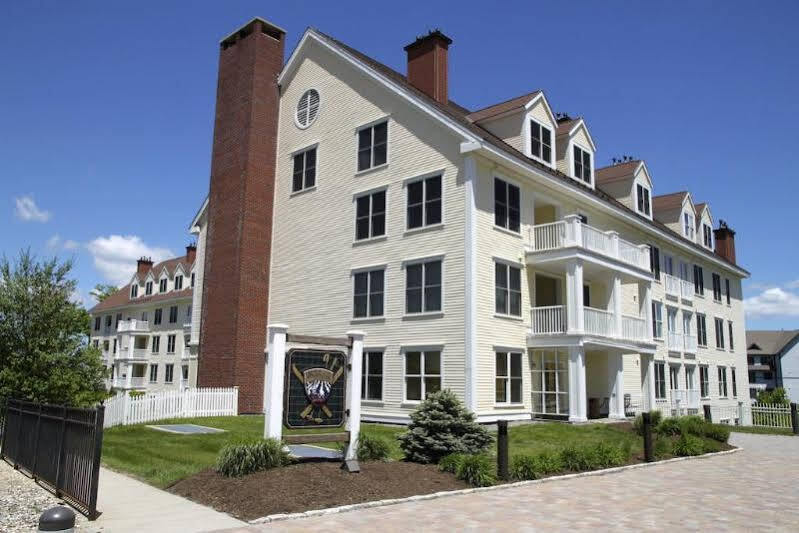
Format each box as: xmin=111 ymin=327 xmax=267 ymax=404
xmin=786 ymin=280 xmax=799 ymax=290
xmin=744 ymin=287 xmax=799 ymax=318
xmin=63 ymin=239 xmax=79 ymax=250
xmin=46 ymin=234 xmax=81 ymax=252
xmin=86 ymin=235 xmax=174 ymax=286
xmin=46 ymin=234 xmax=61 ymax=249
xmin=14 ymin=195 xmax=52 ymax=222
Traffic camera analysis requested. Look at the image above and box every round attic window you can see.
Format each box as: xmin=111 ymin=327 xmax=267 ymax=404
xmin=295 ymin=89 xmax=320 ymax=129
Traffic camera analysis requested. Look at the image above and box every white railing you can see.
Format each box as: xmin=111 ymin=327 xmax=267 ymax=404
xmin=664 ymin=274 xmax=681 ymax=298
xmin=129 ymin=377 xmax=147 ymax=388
xmin=530 ymin=221 xmax=566 ymax=251
xmin=103 ymin=387 xmax=239 ymax=428
xmin=670 ymin=389 xmax=700 ymax=414
xmin=584 ymin=306 xmax=616 ymax=337
xmin=667 ymin=331 xmax=683 ymax=351
xmin=750 ymin=403 xmax=792 ymax=429
xmin=680 ymin=279 xmax=694 ymax=301
xmin=622 ymin=314 xmax=648 ymax=343
xmin=118 ymin=319 xmax=150 ymax=333
xmin=581 ymin=224 xmax=614 ymax=257
xmin=619 ymin=237 xmax=649 ymax=270
xmin=683 ymin=335 xmax=698 ymax=353
xmin=118 ymin=346 xmax=149 ymax=360
xmin=530 ymin=305 xmax=566 ymax=334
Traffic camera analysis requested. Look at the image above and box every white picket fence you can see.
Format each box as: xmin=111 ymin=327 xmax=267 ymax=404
xmin=709 ymin=402 xmax=793 ymax=429
xmin=103 ymin=387 xmax=238 ymax=428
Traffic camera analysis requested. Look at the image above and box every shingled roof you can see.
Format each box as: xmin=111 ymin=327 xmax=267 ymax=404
xmin=595 ymin=160 xmax=641 ymax=185
xmin=746 ymin=330 xmax=799 ymax=355
xmin=652 ymin=191 xmax=689 ymax=212
xmin=466 ymin=90 xmax=542 ymax=122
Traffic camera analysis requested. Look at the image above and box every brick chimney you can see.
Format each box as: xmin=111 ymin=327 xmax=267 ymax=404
xmin=185 ymin=243 xmax=197 ymax=265
xmin=404 ymin=30 xmax=452 ymax=104
xmin=198 ymin=17 xmax=285 ymax=413
xmin=136 ymin=257 xmax=153 ymax=276
xmin=713 ymin=220 xmax=737 ymax=264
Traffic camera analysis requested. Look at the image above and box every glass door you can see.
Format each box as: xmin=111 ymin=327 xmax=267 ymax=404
xmin=531 ymin=350 xmax=569 ymax=416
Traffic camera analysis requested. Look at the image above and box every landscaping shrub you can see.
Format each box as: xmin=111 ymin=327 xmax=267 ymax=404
xmin=560 ymin=446 xmax=598 ymax=472
xmin=653 ymin=436 xmax=670 ymax=459
xmin=672 ymin=434 xmax=704 ymax=457
xmin=633 ymin=410 xmax=662 ymax=436
xmin=216 ymin=438 xmax=289 ymax=477
xmin=398 ymin=389 xmax=493 ymax=464
xmin=594 ymin=442 xmax=628 ymax=468
xmin=356 ymin=433 xmax=391 ymax=461
xmin=510 ymin=451 xmax=563 ymax=480
xmin=656 ymin=417 xmax=682 ymax=437
xmin=438 ymin=453 xmax=465 ymax=474
xmin=703 ymin=423 xmax=730 ymax=443
xmin=455 ymin=454 xmax=496 ymax=487
xmin=679 ymin=415 xmax=708 ymax=437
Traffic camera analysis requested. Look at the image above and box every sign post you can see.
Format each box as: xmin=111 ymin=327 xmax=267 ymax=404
xmin=345 ymin=331 xmax=366 ymax=466
xmin=264 ymin=324 xmax=288 ymax=440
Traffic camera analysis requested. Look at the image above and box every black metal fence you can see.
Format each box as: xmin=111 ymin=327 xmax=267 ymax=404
xmin=0 ymin=399 xmax=104 ymax=519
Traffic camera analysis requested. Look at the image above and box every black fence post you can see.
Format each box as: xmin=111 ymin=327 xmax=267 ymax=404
xmin=791 ymin=403 xmax=799 ymax=436
xmin=0 ymin=399 xmax=8 ymax=459
xmin=54 ymin=405 xmax=67 ymax=498
xmin=87 ymin=405 xmax=105 ymax=520
xmin=30 ymin=403 xmax=43 ymax=479
xmin=497 ymin=420 xmax=509 ymax=481
xmin=703 ymin=404 xmax=712 ymax=423
xmin=642 ymin=412 xmax=653 ymax=462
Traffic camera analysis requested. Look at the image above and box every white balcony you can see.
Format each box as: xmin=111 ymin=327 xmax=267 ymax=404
xmin=118 ymin=319 xmax=150 ymax=333
xmin=117 ymin=346 xmax=149 ymax=360
xmin=671 ymin=389 xmax=700 ymax=410
xmin=527 ymin=216 xmax=650 ymax=274
xmin=667 ymin=331 xmax=683 ymax=352
xmin=680 ymin=279 xmax=693 ymax=302
xmin=530 ymin=305 xmax=567 ymax=335
xmin=529 ymin=305 xmax=652 ymax=347
xmin=683 ymin=335 xmax=698 ymax=354
xmin=664 ymin=274 xmax=693 ymax=302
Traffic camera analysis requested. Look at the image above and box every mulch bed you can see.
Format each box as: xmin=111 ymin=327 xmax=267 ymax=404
xmin=168 ymin=461 xmax=469 ymax=520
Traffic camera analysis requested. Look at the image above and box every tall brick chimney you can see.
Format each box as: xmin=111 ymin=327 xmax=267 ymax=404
xmin=713 ymin=220 xmax=737 ymax=264
xmin=198 ymin=17 xmax=285 ymax=413
xmin=404 ymin=30 xmax=452 ymax=104
xmin=185 ymin=243 xmax=197 ymax=265
xmin=136 ymin=257 xmax=153 ymax=276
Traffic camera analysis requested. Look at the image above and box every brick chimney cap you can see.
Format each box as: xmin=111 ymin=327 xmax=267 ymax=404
xmin=219 ymin=17 xmax=286 ymax=45
xmin=404 ymin=29 xmax=453 ymax=51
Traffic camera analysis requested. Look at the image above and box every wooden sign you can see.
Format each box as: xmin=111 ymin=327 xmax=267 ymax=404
xmin=283 ymin=349 xmax=347 ymax=428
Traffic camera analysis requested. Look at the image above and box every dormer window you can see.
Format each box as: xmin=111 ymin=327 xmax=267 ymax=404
xmin=175 ymin=275 xmax=183 ymax=291
xmin=130 ymin=284 xmax=138 ymax=298
xmin=159 ymin=278 xmax=168 ymax=293
xmin=683 ymin=212 xmax=695 ymax=240
xmin=573 ymin=145 xmax=591 ymax=184
xmin=529 ymin=120 xmax=552 ymax=164
xmin=636 ymin=184 xmax=651 ymax=216
xmin=145 ymin=281 xmax=153 ymax=296
xmin=702 ymin=223 xmax=713 ymax=249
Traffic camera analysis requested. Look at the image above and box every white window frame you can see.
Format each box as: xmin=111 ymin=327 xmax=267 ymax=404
xmin=403 ymin=348 xmax=443 ymax=403
xmin=530 ymin=349 xmax=570 ymax=415
xmin=353 ymin=186 xmax=387 ymax=242
xmin=291 ymin=144 xmax=318 ymax=194
xmin=700 ymin=365 xmax=710 ymax=398
xmin=145 ymin=281 xmax=153 ymax=295
xmin=697 ymin=314 xmax=707 ymax=347
xmin=149 ymin=364 xmax=158 ymax=383
xmin=294 ymin=88 xmax=321 ymax=129
xmin=167 ymin=334 xmax=176 ymax=354
xmin=702 ymin=223 xmax=714 ymax=249
xmin=404 ymin=171 xmax=444 ymax=232
xmin=355 ymin=118 xmax=389 ymax=173
xmin=152 ymin=335 xmax=160 ymax=354
xmin=351 ymin=266 xmax=386 ymax=320
xmin=654 ymin=361 xmax=667 ymax=400
xmin=165 ymin=363 xmax=174 ymax=384
xmin=714 ymin=317 xmax=725 ymax=350
xmin=683 ymin=211 xmax=695 ymax=240
xmin=528 ymin=118 xmax=553 ymax=165
xmin=571 ymin=142 xmax=593 ymax=186
xmin=361 ymin=349 xmax=384 ymax=402
xmin=493 ymin=175 xmax=522 ymax=235
xmin=494 ymin=259 xmax=523 ymax=318
xmin=403 ymin=255 xmax=444 ymax=316
xmin=159 ymin=278 xmax=167 ymax=293
xmin=495 ymin=350 xmax=524 ymax=405
xmin=635 ymin=182 xmax=651 ymax=217
xmin=130 ymin=284 xmax=138 ymax=298
xmin=718 ymin=366 xmax=728 ymax=398
xmin=728 ymin=320 xmax=734 ymax=352
xmin=174 ymin=274 xmax=183 ymax=291
xmin=652 ymin=301 xmax=663 ymax=339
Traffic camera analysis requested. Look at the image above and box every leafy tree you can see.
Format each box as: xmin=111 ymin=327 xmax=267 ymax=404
xmin=91 ymin=283 xmax=119 ymax=303
xmin=398 ymin=389 xmax=493 ymax=464
xmin=757 ymin=387 xmax=789 ymax=405
xmin=0 ymin=250 xmax=108 ymax=407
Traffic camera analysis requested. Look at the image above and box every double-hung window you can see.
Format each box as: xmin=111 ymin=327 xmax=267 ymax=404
xmin=725 ymin=278 xmax=731 ymax=305
xmin=152 ymin=336 xmax=160 ymax=354
xmin=693 ymin=265 xmax=704 ymax=295
xmin=167 ymin=334 xmax=176 ymax=354
xmin=636 ymin=184 xmax=651 ymax=216
xmin=159 ymin=278 xmax=167 ymax=293
xmin=529 ymin=120 xmax=552 ymax=163
xmin=404 ymin=350 xmax=441 ymax=401
xmin=714 ymin=317 xmax=725 ymax=349
xmin=699 ymin=366 xmax=710 ymax=397
xmin=652 ymin=301 xmax=663 ymax=339
xmin=654 ymin=361 xmax=666 ymax=400
xmin=357 ymin=121 xmax=387 ymax=171
xmin=292 ymin=147 xmax=317 ymax=193
xmin=130 ymin=284 xmax=138 ymax=298
xmin=573 ymin=145 xmax=591 ymax=183
xmin=169 ymin=305 xmax=178 ymax=324
xmin=718 ymin=366 xmax=728 ymax=397
xmin=105 ymin=315 xmax=112 ymax=328
xmin=154 ymin=308 xmax=162 ymax=325
xmin=495 ymin=351 xmax=523 ymax=404
xmin=650 ymin=246 xmax=661 ymax=280
xmin=731 ymin=368 xmax=737 ymax=397
xmin=703 ymin=224 xmax=713 ymax=248
xmin=494 ymin=178 xmax=520 ymax=233
xmin=361 ymin=351 xmax=383 ymax=401
xmin=355 ymin=189 xmax=386 ymax=240
xmin=405 ymin=259 xmax=442 ymax=314
xmin=149 ymin=364 xmax=158 ymax=383
xmin=406 ymin=175 xmax=442 ymax=229
xmin=712 ymin=273 xmax=722 ymax=302
xmin=145 ymin=281 xmax=153 ymax=295
xmin=728 ymin=321 xmax=734 ymax=351
xmin=94 ymin=317 xmax=101 ymax=331
xmin=683 ymin=212 xmax=695 ymax=240
xmin=174 ymin=275 xmax=183 ymax=291
xmin=165 ymin=364 xmax=174 ymax=383
xmin=696 ymin=314 xmax=707 ymax=346
xmin=495 ymin=262 xmax=522 ymax=317
xmin=353 ymin=269 xmax=384 ymax=318
xmin=190 ymin=273 xmax=195 ymax=288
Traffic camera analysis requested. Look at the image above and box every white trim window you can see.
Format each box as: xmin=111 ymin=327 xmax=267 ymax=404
xmin=165 ymin=363 xmax=174 ymax=384
xmin=573 ymin=145 xmax=592 ymax=184
xmin=728 ymin=320 xmax=734 ymax=351
xmin=149 ymin=364 xmax=158 ymax=383
xmin=495 ymin=262 xmax=522 ymax=316
xmin=152 ymin=336 xmax=161 ymax=354
xmin=357 ymin=120 xmax=387 ymax=171
xmin=636 ymin=183 xmax=651 ymax=216
xmin=699 ymin=365 xmax=710 ymax=398
xmin=159 ymin=278 xmax=168 ymax=293
xmin=495 ymin=351 xmax=522 ymax=404
xmin=406 ymin=174 xmax=442 ymax=229
xmin=529 ymin=119 xmax=552 ymax=164
xmin=683 ymin=212 xmax=695 ymax=240
xmin=145 ymin=281 xmax=153 ymax=296
xmin=696 ymin=314 xmax=707 ymax=346
xmin=353 ymin=269 xmax=384 ymax=318
xmin=652 ymin=301 xmax=663 ymax=339
xmin=181 ymin=365 xmax=189 ymax=381
xmin=702 ymin=223 xmax=713 ymax=249
xmin=295 ymin=88 xmax=320 ymax=129
xmin=130 ymin=284 xmax=138 ymax=298
xmin=531 ymin=350 xmax=569 ymax=415
xmin=154 ymin=308 xmax=162 ymax=325
xmin=361 ymin=351 xmax=383 ymax=401
xmin=169 ymin=305 xmax=178 ymax=324
xmin=404 ymin=350 xmax=441 ymax=401
xmin=654 ymin=361 xmax=666 ymax=400
xmin=405 ymin=259 xmax=442 ymax=314
xmin=693 ymin=265 xmax=704 ymax=295
xmin=714 ymin=317 xmax=725 ymax=349
xmin=292 ymin=147 xmax=317 ymax=193
xmin=355 ymin=189 xmax=386 ymax=240
xmin=174 ymin=274 xmax=183 ymax=291
xmin=712 ymin=273 xmax=722 ymax=302
xmin=167 ymin=334 xmax=176 ymax=354
xmin=494 ymin=177 xmax=520 ymax=233
xmin=718 ymin=366 xmax=728 ymax=397
xmin=731 ymin=368 xmax=737 ymax=397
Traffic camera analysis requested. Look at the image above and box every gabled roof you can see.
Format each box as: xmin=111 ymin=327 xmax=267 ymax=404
xmin=652 ymin=191 xmax=689 ymax=212
xmin=284 ymin=28 xmax=747 ymax=276
xmin=466 ymin=90 xmax=542 ymax=122
xmin=595 ymin=160 xmax=642 ymax=185
xmin=555 ymin=117 xmax=596 ymax=151
xmin=746 ymin=330 xmax=799 ymax=355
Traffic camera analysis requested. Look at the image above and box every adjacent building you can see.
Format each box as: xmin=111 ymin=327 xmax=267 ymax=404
xmin=188 ymin=18 xmax=751 ymax=423
xmin=746 ymin=330 xmax=799 ymax=402
xmin=88 ymin=246 xmax=199 ymax=392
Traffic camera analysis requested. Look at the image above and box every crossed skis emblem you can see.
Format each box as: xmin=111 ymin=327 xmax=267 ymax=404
xmin=291 ymin=353 xmax=344 ymax=421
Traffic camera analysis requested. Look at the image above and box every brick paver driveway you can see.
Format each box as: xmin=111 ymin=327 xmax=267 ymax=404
xmin=226 ymin=433 xmax=799 ymax=532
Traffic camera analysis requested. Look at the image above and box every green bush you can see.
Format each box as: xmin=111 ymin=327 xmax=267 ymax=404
xmin=356 ymin=433 xmax=391 ymax=461
xmin=510 ymin=450 xmax=564 ymax=480
xmin=438 ymin=453 xmax=465 ymax=474
xmin=672 ymin=434 xmax=704 ymax=457
xmin=398 ymin=389 xmax=493 ymax=464
xmin=757 ymin=387 xmax=789 ymax=405
xmin=594 ymin=442 xmax=628 ymax=468
xmin=653 ymin=436 xmax=671 ymax=459
xmin=679 ymin=416 xmax=708 ymax=437
xmin=703 ymin=424 xmax=730 ymax=443
xmin=656 ymin=417 xmax=682 ymax=436
xmin=560 ymin=446 xmax=597 ymax=472
xmin=455 ymin=454 xmax=496 ymax=487
xmin=216 ymin=438 xmax=289 ymax=477
xmin=633 ymin=410 xmax=662 ymax=436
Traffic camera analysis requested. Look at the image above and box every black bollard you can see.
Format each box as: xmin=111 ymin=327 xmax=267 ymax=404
xmin=791 ymin=403 xmax=798 ymax=436
xmin=38 ymin=506 xmax=75 ymax=532
xmin=497 ymin=420 xmax=509 ymax=481
xmin=642 ymin=412 xmax=654 ymax=462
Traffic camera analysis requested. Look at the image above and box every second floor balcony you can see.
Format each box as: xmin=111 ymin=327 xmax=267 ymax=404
xmin=529 ymin=304 xmax=653 ymax=349
xmin=664 ymin=274 xmax=693 ymax=302
xmin=117 ymin=319 xmax=150 ymax=333
xmin=117 ymin=346 xmax=149 ymax=361
xmin=667 ymin=332 xmax=698 ymax=354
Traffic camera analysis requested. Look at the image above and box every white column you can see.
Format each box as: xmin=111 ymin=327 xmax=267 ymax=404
xmin=463 ymin=155 xmax=478 ymax=414
xmin=345 ymin=330 xmax=366 ymax=461
xmin=566 ymin=259 xmax=584 ymax=334
xmin=563 ymin=214 xmax=583 ymax=247
xmin=607 ymin=230 xmax=620 ymax=259
xmin=568 ymin=346 xmax=587 ymax=422
xmin=612 ymin=273 xmax=623 ymax=338
xmin=609 ymin=352 xmax=625 ymax=419
xmin=642 ymin=282 xmax=653 ymax=341
xmin=263 ymin=324 xmax=288 ymax=440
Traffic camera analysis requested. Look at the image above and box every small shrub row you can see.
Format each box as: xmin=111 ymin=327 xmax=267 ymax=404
xmin=356 ymin=433 xmax=392 ymax=461
xmin=653 ymin=415 xmax=730 ymax=444
xmin=510 ymin=442 xmax=630 ymax=481
xmin=633 ymin=410 xmax=662 ymax=436
xmin=509 ymin=450 xmax=563 ymax=480
xmin=672 ymin=434 xmax=704 ymax=457
xmin=438 ymin=453 xmax=496 ymax=486
xmin=216 ymin=438 xmax=290 ymax=477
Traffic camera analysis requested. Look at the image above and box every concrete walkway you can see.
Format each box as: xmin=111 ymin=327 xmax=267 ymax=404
xmin=220 ymin=432 xmax=799 ymax=532
xmin=82 ymin=467 xmax=245 ymax=532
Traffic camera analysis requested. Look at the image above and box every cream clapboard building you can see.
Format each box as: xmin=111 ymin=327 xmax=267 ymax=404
xmin=88 ymin=246 xmax=201 ymax=392
xmin=189 ymin=20 xmax=750 ymax=423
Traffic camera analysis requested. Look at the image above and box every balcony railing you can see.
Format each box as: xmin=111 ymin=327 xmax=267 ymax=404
xmin=671 ymin=389 xmax=700 ymax=409
xmin=584 ymin=306 xmax=615 ymax=337
xmin=667 ymin=331 xmax=683 ymax=351
xmin=683 ymin=335 xmax=698 ymax=354
xmin=530 ymin=305 xmax=650 ymax=344
xmin=118 ymin=347 xmax=149 ymax=360
xmin=622 ymin=314 xmax=648 ymax=343
xmin=527 ymin=217 xmax=649 ymax=271
xmin=118 ymin=319 xmax=150 ymax=333
xmin=680 ymin=279 xmax=693 ymax=301
xmin=530 ymin=305 xmax=566 ymax=335
xmin=664 ymin=274 xmax=693 ymax=301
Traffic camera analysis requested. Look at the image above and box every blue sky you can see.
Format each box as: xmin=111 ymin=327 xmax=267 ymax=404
xmin=1 ymin=1 xmax=797 ymax=329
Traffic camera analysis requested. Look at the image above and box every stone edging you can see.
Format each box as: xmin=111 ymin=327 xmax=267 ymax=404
xmin=248 ymin=447 xmax=741 ymax=524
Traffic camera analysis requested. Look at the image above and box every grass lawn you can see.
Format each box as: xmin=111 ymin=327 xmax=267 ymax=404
xmin=728 ymin=425 xmax=795 ymax=436
xmin=507 ymin=421 xmax=642 ymax=458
